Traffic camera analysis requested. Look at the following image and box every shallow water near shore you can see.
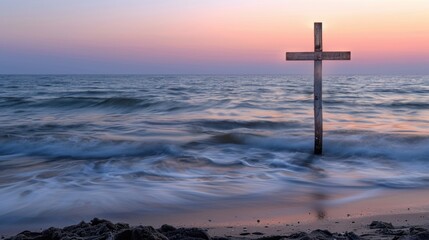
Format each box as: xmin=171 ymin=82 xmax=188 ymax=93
xmin=0 ymin=74 xmax=428 ymax=233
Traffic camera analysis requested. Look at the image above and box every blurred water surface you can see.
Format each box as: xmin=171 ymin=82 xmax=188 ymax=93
xmin=0 ymin=75 xmax=428 ymax=230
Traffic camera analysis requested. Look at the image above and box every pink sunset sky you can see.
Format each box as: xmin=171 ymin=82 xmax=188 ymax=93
xmin=1 ymin=0 xmax=428 ymax=74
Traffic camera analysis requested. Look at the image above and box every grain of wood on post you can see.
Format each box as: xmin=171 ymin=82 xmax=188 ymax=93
xmin=285 ymin=22 xmax=351 ymax=155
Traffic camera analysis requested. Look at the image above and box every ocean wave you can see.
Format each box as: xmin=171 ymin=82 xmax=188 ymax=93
xmin=387 ymin=101 xmax=429 ymax=109
xmin=0 ymin=137 xmax=181 ymax=159
xmin=192 ymin=119 xmax=302 ymax=130
xmin=0 ymin=97 xmax=32 ymax=107
xmin=202 ymin=131 xmax=429 ymax=163
xmin=324 ymin=132 xmax=429 ymax=161
xmin=360 ymin=176 xmax=429 ymax=189
xmin=33 ymin=97 xmax=149 ymax=109
xmin=0 ymin=96 xmax=201 ymax=112
xmin=204 ymin=132 xmax=311 ymax=153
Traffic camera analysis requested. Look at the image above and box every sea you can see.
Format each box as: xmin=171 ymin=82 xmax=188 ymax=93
xmin=0 ymin=75 xmax=428 ymax=233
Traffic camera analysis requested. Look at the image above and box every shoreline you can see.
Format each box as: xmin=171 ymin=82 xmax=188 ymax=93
xmin=207 ymin=211 xmax=429 ymax=239
xmin=3 ymin=211 xmax=429 ymax=240
xmin=3 ymin=189 xmax=429 ymax=238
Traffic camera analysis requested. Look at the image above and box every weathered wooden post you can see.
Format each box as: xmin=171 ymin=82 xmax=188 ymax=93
xmin=286 ymin=22 xmax=351 ymax=155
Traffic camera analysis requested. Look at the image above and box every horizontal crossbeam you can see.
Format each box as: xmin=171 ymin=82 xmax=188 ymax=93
xmin=286 ymin=51 xmax=351 ymax=61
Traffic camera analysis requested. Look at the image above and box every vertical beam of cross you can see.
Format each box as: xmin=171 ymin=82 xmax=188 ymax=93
xmin=286 ymin=22 xmax=351 ymax=155
xmin=314 ymin=23 xmax=323 ymax=155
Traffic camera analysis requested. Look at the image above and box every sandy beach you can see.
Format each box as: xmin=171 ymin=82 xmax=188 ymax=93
xmin=4 ymin=189 xmax=429 ymax=239
xmin=4 ymin=212 xmax=429 ymax=240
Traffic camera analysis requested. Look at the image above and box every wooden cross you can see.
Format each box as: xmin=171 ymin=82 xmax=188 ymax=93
xmin=286 ymin=22 xmax=351 ymax=155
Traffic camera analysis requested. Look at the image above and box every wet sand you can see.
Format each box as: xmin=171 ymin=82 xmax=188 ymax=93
xmin=207 ymin=212 xmax=429 ymax=239
xmin=4 ymin=213 xmax=429 ymax=240
xmin=3 ymin=189 xmax=429 ymax=239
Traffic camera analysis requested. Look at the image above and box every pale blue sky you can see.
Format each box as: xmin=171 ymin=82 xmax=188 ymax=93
xmin=1 ymin=0 xmax=428 ymax=74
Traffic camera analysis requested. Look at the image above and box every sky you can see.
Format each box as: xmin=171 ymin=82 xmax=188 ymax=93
xmin=1 ymin=0 xmax=429 ymax=74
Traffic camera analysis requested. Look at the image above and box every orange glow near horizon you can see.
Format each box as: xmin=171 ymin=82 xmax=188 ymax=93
xmin=1 ymin=0 xmax=429 ymax=73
